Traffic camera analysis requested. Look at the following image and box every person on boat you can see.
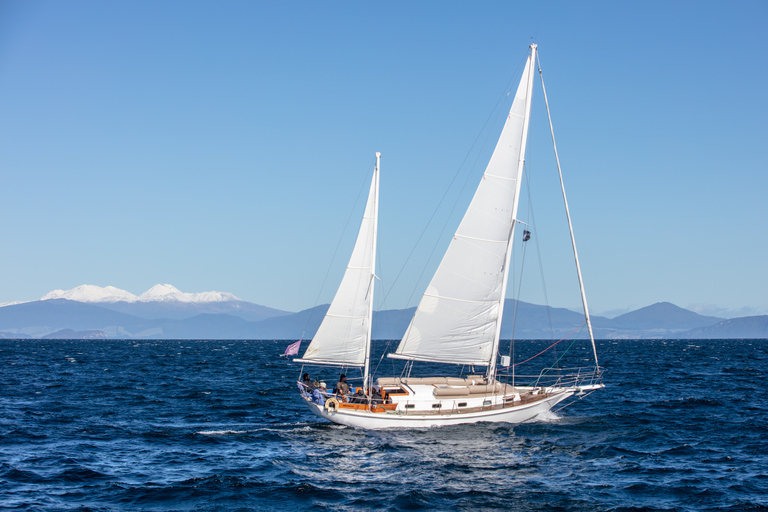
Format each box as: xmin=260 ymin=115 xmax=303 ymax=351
xmin=302 ymin=373 xmax=315 ymax=391
xmin=349 ymin=389 xmax=367 ymax=404
xmin=371 ymin=385 xmax=383 ymax=404
xmin=335 ymin=374 xmax=350 ymax=398
xmin=311 ymin=382 xmax=328 ymax=405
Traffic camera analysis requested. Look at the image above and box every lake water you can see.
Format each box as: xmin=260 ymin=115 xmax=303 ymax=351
xmin=1 ymin=339 xmax=766 ymax=511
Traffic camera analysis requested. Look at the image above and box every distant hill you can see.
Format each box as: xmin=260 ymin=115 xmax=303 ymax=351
xmin=499 ymin=300 xmax=607 ymax=339
xmin=0 ymin=299 xmax=146 ymax=337
xmin=96 ymin=300 xmax=290 ymax=322
xmin=0 ymin=331 xmax=30 ymax=339
xmin=245 ymin=305 xmax=329 ymax=339
xmin=680 ymin=315 xmax=768 ymax=339
xmin=0 ymin=297 xmax=764 ymax=340
xmin=149 ymin=313 xmax=259 ymax=339
xmin=607 ymin=302 xmax=723 ymax=330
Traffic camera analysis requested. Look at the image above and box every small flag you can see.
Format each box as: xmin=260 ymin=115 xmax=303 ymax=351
xmin=284 ymin=339 xmax=301 ymax=356
xmin=522 ymin=230 xmax=531 ymax=242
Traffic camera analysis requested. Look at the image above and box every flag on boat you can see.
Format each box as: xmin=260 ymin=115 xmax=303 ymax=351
xmin=284 ymin=339 xmax=301 ymax=356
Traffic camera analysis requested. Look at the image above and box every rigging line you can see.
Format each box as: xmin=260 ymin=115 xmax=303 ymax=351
xmin=373 ymin=229 xmax=393 ymax=344
xmin=510 ymin=226 xmax=528 ymax=344
xmin=523 ymin=172 xmax=556 ymax=343
xmin=522 ymin=109 xmax=556 ymax=342
xmin=528 ymin=339 xmax=582 ymax=388
xmin=508 ymin=117 xmax=537 ymax=354
xmin=371 ymin=340 xmax=391 ymax=380
xmin=545 ymin=330 xmax=582 ymax=372
xmin=300 ymin=157 xmax=377 ymax=338
xmin=531 ymin=324 xmax=586 ymax=386
xmin=552 ymin=388 xmax=599 ymax=414
xmin=537 ymin=51 xmax=598 ymax=367
xmin=508 ymin=121 xmax=532 ymax=353
xmin=513 ymin=321 xmax=585 ymax=367
xmin=508 ymin=104 xmax=539 ymax=354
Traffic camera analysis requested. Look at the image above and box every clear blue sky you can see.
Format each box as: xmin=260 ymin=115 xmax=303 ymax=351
xmin=1 ymin=1 xmax=766 ymax=318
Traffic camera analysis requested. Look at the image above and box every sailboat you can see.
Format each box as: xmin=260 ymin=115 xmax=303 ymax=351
xmin=295 ymin=44 xmax=603 ymax=428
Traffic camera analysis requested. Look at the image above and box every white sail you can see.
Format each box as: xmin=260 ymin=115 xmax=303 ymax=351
xmin=391 ymin=53 xmax=535 ymax=366
xmin=296 ymin=159 xmax=379 ymax=367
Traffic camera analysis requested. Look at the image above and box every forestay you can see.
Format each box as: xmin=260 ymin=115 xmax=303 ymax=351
xmin=390 ymin=53 xmax=535 ymax=366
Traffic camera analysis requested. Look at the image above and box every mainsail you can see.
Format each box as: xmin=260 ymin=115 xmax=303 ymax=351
xmin=295 ymin=155 xmax=380 ymax=367
xmin=390 ymin=51 xmax=536 ymax=367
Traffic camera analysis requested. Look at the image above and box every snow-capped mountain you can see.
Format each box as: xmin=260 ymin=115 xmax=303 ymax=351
xmin=30 ymin=283 xmax=289 ymax=323
xmin=136 ymin=284 xmax=241 ymax=303
xmin=0 ymin=301 xmax=25 ymax=308
xmin=41 ymin=284 xmax=242 ymax=304
xmin=42 ymin=285 xmax=138 ymax=303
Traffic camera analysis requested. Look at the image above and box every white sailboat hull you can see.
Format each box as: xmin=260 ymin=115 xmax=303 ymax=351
xmin=302 ymin=386 xmax=596 ymax=429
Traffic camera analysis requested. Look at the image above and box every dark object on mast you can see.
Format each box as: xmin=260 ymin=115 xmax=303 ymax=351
xmin=522 ymin=230 xmax=531 ymax=242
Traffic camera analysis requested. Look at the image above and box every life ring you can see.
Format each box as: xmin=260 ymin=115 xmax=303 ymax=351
xmin=325 ymin=397 xmax=339 ymax=412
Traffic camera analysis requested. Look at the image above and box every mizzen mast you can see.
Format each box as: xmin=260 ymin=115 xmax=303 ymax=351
xmin=362 ymin=152 xmax=380 ymax=393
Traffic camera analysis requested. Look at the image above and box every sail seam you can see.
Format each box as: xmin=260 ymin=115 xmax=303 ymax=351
xmin=422 ymin=293 xmax=496 ymax=305
xmin=453 ymin=234 xmax=507 ymax=243
xmin=483 ymin=173 xmax=517 ymax=182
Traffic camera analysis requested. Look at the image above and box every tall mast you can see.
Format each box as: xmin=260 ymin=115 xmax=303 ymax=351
xmin=486 ymin=44 xmax=537 ymax=383
xmin=362 ymin=152 xmax=380 ymax=393
xmin=536 ymin=54 xmax=599 ymax=367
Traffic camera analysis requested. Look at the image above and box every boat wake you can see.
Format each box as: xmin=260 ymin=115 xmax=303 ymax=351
xmin=532 ymin=409 xmax=562 ymax=423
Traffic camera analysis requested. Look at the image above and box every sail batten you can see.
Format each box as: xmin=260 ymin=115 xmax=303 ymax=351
xmin=391 ymin=51 xmax=535 ymax=366
xmin=453 ymin=234 xmax=508 ymax=243
xmin=422 ymin=294 xmax=495 ymax=305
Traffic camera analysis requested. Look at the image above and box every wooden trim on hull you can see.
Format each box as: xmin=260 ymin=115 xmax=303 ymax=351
xmin=303 ymin=390 xmax=574 ymax=429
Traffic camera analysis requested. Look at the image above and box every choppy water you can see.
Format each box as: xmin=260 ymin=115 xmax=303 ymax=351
xmin=1 ymin=339 xmax=766 ymax=511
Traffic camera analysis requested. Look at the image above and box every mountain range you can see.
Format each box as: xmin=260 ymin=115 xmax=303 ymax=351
xmin=0 ymin=284 xmax=766 ymax=340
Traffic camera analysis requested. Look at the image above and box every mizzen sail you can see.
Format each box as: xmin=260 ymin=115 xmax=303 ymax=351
xmin=295 ymin=157 xmax=379 ymax=367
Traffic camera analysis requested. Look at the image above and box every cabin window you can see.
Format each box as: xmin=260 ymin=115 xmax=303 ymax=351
xmin=404 ymin=404 xmax=415 ymax=409
xmin=458 ymin=402 xmax=467 ymax=407
xmin=432 ymin=403 xmax=442 ymax=409
xmin=483 ymin=400 xmax=492 ymax=406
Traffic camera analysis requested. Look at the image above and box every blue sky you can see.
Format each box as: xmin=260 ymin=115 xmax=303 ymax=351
xmin=1 ymin=1 xmax=766 ymax=317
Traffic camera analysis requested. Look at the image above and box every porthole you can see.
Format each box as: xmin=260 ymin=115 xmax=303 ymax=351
xmin=458 ymin=402 xmax=467 ymax=407
xmin=404 ymin=404 xmax=415 ymax=409
xmin=483 ymin=400 xmax=492 ymax=406
xmin=432 ymin=403 xmax=442 ymax=408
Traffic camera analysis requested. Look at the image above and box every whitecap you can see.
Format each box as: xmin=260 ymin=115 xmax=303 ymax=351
xmin=196 ymin=430 xmax=247 ymax=435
